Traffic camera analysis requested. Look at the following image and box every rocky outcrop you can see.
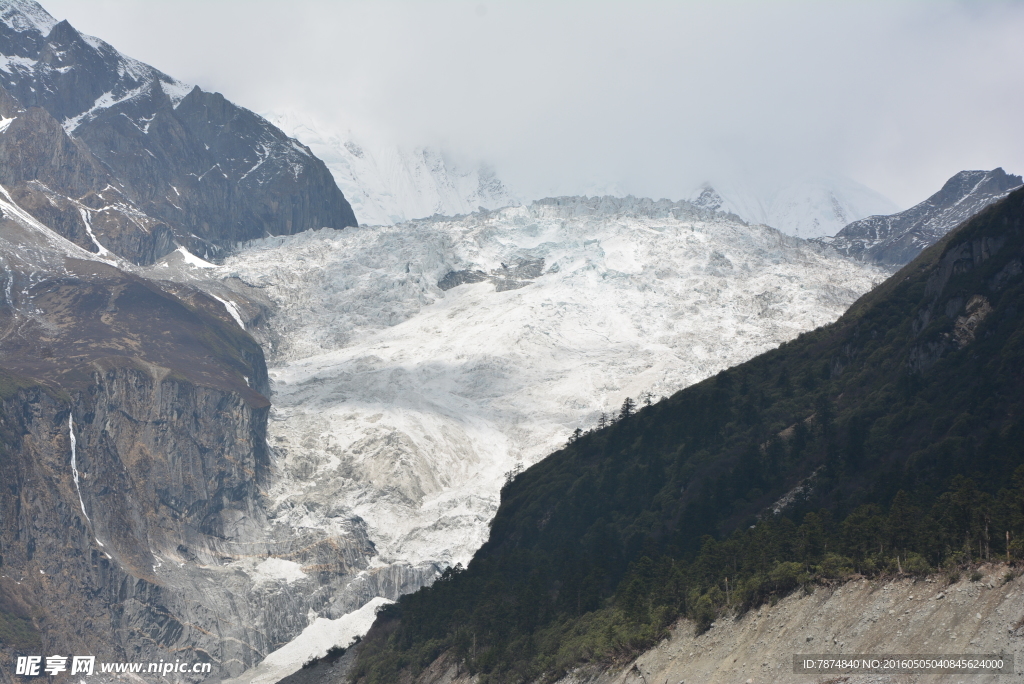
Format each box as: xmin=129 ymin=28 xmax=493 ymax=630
xmin=0 ymin=361 xmax=402 ymax=681
xmin=0 ymin=0 xmax=357 ymax=265
xmin=437 ymin=258 xmax=544 ymax=292
xmin=0 ymin=96 xmax=180 ymax=265
xmin=820 ymin=168 xmax=1023 ymax=266
xmin=901 ymin=214 xmax=1022 ymax=374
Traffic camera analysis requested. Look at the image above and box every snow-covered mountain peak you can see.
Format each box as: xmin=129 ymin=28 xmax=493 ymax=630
xmin=690 ymin=184 xmax=725 ymax=210
xmin=0 ymin=1 xmax=190 ymax=127
xmin=264 ymin=109 xmax=520 ymax=226
xmin=0 ymin=0 xmax=56 ymax=37
xmin=822 ymin=167 xmax=1023 ymax=265
xmin=688 ymin=174 xmax=900 ymax=239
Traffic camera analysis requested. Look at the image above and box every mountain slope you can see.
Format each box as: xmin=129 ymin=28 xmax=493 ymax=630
xmin=0 ymin=0 xmax=356 ymax=264
xmin=819 ymin=168 xmax=1023 ymax=266
xmin=265 ymin=110 xmax=518 ymax=226
xmin=0 ymin=178 xmax=273 ymax=674
xmin=0 ymin=177 xmax=400 ymax=681
xmin=0 ymin=1 xmax=374 ymax=677
xmin=350 ymin=188 xmax=1024 ymax=683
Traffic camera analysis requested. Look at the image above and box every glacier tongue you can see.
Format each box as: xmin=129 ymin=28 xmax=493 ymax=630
xmin=219 ymin=196 xmax=886 ymax=570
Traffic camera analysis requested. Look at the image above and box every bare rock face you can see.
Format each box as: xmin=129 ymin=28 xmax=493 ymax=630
xmin=0 ymin=185 xmax=380 ymax=680
xmin=821 ymin=168 xmax=1023 ymax=267
xmin=0 ymin=367 xmax=396 ymax=679
xmin=0 ymin=0 xmax=357 ymax=265
xmin=952 ymin=294 xmax=993 ymax=348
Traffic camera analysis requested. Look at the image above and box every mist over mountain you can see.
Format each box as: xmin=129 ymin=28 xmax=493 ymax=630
xmin=688 ymin=175 xmax=901 ymax=240
xmin=261 ymin=107 xmax=905 ymax=242
xmin=265 ymin=110 xmax=518 ymax=227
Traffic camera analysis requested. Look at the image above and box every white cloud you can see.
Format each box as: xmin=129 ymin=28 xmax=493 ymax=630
xmin=41 ymin=0 xmax=1024 ymax=207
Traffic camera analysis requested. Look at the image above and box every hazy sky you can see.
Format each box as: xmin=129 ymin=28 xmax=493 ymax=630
xmin=43 ymin=0 xmax=1024 ymax=208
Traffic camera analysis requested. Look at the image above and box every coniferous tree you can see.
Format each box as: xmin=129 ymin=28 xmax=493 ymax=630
xmin=619 ymin=396 xmax=636 ymax=420
xmin=567 ymin=427 xmax=583 ymax=445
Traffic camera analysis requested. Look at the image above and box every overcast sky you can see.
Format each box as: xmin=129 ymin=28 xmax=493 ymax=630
xmin=43 ymin=0 xmax=1024 ymax=208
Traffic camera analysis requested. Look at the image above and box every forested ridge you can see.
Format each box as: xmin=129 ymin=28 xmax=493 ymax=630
xmin=351 ymin=188 xmax=1024 ymax=684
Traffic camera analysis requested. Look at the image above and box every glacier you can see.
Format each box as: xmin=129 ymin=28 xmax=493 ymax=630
xmin=209 ymin=196 xmax=886 ymax=569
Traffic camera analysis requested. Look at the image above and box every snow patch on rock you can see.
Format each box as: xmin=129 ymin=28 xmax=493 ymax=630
xmin=175 ymin=245 xmax=217 ymax=269
xmin=250 ymin=557 xmax=307 ymax=586
xmin=221 ymin=596 xmax=392 ymax=684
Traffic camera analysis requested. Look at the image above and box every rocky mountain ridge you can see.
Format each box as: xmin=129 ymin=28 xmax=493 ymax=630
xmin=0 ymin=0 xmax=356 ymax=265
xmin=817 ymin=167 xmax=1023 ymax=266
